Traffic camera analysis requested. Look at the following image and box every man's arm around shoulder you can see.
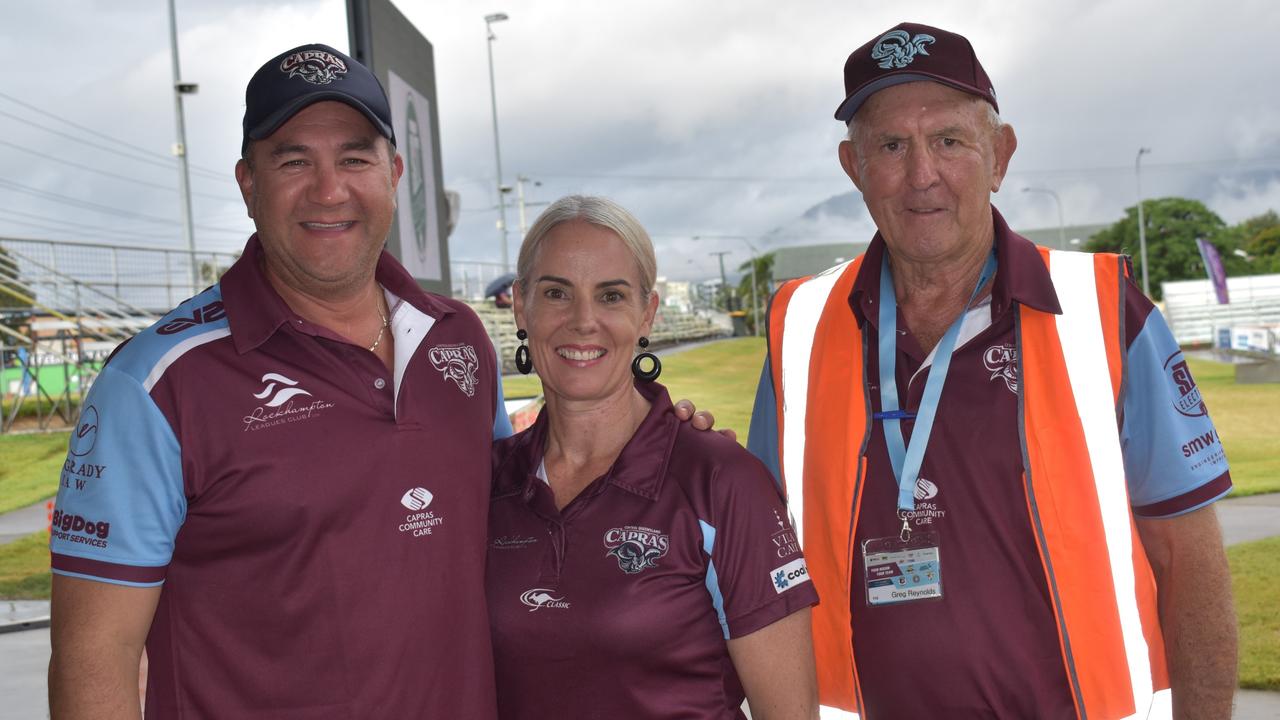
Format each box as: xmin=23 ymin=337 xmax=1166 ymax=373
xmin=49 ymin=575 xmax=161 ymax=719
xmin=1136 ymin=505 xmax=1237 ymax=720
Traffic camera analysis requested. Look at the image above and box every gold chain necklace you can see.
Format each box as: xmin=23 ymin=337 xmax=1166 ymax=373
xmin=368 ymin=298 xmax=390 ymax=352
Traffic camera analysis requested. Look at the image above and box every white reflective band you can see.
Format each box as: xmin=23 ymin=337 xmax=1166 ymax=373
xmin=779 ymin=260 xmax=854 ymax=540
xmin=819 ymin=705 xmax=859 ymax=720
xmin=1050 ymin=251 xmax=1154 ymax=712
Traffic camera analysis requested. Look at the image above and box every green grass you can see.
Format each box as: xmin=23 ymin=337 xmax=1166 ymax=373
xmin=1229 ymin=536 xmax=1280 ymax=690
xmin=1187 ymin=358 xmax=1280 ymax=497
xmin=0 ymin=530 xmax=51 ymax=600
xmin=0 ymin=431 xmax=67 ymax=514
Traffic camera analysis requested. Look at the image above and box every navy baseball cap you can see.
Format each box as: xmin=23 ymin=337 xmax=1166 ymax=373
xmin=834 ymin=22 xmax=998 ymax=123
xmin=242 ymin=43 xmax=395 ymax=154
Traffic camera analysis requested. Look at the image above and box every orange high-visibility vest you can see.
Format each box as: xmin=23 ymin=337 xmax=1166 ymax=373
xmin=766 ymin=248 xmax=1171 ymax=720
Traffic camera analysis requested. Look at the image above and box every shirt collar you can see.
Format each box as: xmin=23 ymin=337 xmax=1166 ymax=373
xmin=849 ymin=205 xmax=1062 ymax=329
xmin=492 ymin=380 xmax=681 ymax=504
xmin=219 ymin=234 xmax=456 ymax=354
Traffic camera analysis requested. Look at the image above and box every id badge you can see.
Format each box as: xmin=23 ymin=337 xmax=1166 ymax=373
xmin=862 ymin=530 xmax=943 ymax=606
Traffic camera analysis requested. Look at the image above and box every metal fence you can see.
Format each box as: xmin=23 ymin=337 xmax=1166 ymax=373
xmin=450 ymin=259 xmax=510 ymax=301
xmin=1 ymin=236 xmax=239 ymax=313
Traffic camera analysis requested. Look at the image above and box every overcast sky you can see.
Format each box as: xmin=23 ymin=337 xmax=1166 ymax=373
xmin=2 ymin=0 xmax=1278 ymax=283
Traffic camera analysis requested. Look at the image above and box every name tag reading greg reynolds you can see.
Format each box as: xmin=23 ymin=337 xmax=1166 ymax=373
xmin=862 ymin=530 xmax=943 ymax=606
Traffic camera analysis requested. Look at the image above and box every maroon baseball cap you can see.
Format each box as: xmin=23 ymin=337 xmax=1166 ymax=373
xmin=834 ymin=22 xmax=998 ymax=122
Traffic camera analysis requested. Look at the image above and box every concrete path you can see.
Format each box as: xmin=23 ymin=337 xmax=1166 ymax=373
xmin=0 ymin=500 xmax=48 ymax=546
xmin=1218 ymin=493 xmax=1280 ymax=547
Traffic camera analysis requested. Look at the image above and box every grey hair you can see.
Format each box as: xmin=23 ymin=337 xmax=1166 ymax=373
xmin=845 ymin=97 xmax=1003 ymax=143
xmin=516 ymin=195 xmax=658 ymax=301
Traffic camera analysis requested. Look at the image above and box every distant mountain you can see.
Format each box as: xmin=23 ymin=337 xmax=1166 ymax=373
xmin=758 ymin=190 xmax=870 ymax=250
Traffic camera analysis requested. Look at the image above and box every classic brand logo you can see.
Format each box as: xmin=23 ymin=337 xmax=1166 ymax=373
xmin=69 ymin=405 xmax=99 ymax=457
xmin=603 ymin=526 xmax=670 ymax=574
xmin=771 ymin=558 xmax=811 ymax=594
xmin=871 ymin=30 xmax=936 ymax=70
xmin=520 ymin=588 xmax=570 ymax=612
xmin=1164 ymin=352 xmax=1207 ymax=417
xmin=770 ymin=510 xmax=801 ymax=559
xmin=156 ymin=300 xmax=225 ymax=335
xmin=429 ymin=344 xmax=480 ymax=397
xmin=242 ymin=372 xmax=334 ymax=432
xmin=279 ymin=49 xmax=347 ymax=85
xmin=983 ymin=343 xmax=1018 ymax=394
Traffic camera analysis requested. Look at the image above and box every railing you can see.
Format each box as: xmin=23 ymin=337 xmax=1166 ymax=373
xmin=1162 ymin=273 xmax=1280 ymax=348
xmin=1 ymin=236 xmax=239 ymax=313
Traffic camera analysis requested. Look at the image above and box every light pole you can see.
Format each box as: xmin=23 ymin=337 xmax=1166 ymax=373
xmin=709 ymin=251 xmax=732 ymax=312
xmin=167 ymin=0 xmax=199 ymax=293
xmin=1136 ymin=147 xmax=1152 ymax=297
xmin=696 ymin=236 xmax=761 ymax=335
xmin=1022 ymin=186 xmax=1065 ymax=250
xmin=485 ymin=12 xmax=510 ymax=271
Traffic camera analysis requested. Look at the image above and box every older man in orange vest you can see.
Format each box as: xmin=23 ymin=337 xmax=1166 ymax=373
xmin=748 ymin=22 xmax=1236 ymax=720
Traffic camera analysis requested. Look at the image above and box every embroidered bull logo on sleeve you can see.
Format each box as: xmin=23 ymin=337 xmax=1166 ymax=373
xmin=279 ymin=49 xmax=348 ymax=86
xmin=429 ymin=344 xmax=480 ymax=397
xmin=870 ymin=30 xmax=936 ymax=69
xmin=603 ymin=526 xmax=670 ymax=574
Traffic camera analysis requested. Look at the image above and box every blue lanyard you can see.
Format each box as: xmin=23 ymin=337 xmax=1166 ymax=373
xmin=877 ymin=250 xmax=997 ymax=516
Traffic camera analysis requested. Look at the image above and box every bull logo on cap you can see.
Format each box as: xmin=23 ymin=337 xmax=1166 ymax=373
xmin=871 ymin=30 xmax=936 ymax=70
xmin=280 ymin=49 xmax=348 ymax=86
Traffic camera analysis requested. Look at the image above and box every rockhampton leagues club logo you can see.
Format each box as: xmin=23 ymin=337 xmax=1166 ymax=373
xmin=871 ymin=29 xmax=936 ymax=69
xmin=520 ymin=588 xmax=570 ymax=612
xmin=429 ymin=344 xmax=480 ymax=397
xmin=398 ymin=487 xmax=444 ymax=539
xmin=280 ymin=48 xmax=347 ymax=85
xmin=242 ymin=372 xmax=335 ymax=431
xmin=603 ymin=525 xmax=670 ymax=574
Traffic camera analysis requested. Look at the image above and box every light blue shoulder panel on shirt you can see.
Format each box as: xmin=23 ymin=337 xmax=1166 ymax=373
xmin=1121 ymin=308 xmax=1230 ymax=512
xmin=493 ymin=346 xmax=514 ymax=440
xmin=50 ymin=286 xmax=228 ymax=584
xmin=746 ymin=357 xmax=782 ymax=490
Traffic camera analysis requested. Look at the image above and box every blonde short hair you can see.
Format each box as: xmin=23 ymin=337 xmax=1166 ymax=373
xmin=516 ymin=195 xmax=657 ymax=300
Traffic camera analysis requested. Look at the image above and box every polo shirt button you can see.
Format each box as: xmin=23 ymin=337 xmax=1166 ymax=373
xmin=374 ymin=378 xmax=386 ymax=390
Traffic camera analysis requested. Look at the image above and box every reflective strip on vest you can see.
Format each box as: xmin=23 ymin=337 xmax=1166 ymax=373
xmin=778 ymin=259 xmax=855 ymax=539
xmin=819 ymin=706 xmax=860 ymax=720
xmin=1050 ymin=252 xmax=1158 ymax=718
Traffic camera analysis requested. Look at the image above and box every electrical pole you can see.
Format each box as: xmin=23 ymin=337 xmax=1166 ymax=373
xmin=1136 ymin=147 xmax=1152 ymax=297
xmin=167 ymin=0 xmax=199 ymax=294
xmin=709 ymin=251 xmax=732 ymax=311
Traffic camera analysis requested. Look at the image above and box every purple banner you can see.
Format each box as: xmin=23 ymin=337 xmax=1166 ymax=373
xmin=1195 ymin=238 xmax=1230 ymax=305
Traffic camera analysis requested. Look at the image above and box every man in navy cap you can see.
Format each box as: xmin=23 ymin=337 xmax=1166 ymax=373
xmin=749 ymin=22 xmax=1236 ymax=720
xmin=48 ymin=44 xmax=512 ymax=717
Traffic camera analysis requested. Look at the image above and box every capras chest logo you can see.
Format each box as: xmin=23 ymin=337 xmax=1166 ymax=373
xmin=983 ymin=343 xmax=1018 ymax=394
xmin=1164 ymin=352 xmax=1207 ymax=417
xmin=156 ymin=300 xmax=225 ymax=335
xmin=280 ymin=50 xmax=347 ymax=85
xmin=603 ymin=525 xmax=670 ymax=574
xmin=871 ymin=30 xmax=936 ymax=69
xmin=429 ymin=344 xmax=480 ymax=397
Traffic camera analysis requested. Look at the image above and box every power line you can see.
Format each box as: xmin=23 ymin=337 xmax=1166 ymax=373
xmin=0 ymin=90 xmax=228 ymax=181
xmin=0 ymin=139 xmax=242 ymax=203
xmin=0 ymin=178 xmax=244 ymax=235
xmin=0 ymin=207 xmax=188 ymax=242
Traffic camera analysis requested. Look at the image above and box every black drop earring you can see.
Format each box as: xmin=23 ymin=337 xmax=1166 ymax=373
xmin=631 ymin=336 xmax=661 ymax=382
xmin=515 ymin=329 xmax=533 ymax=375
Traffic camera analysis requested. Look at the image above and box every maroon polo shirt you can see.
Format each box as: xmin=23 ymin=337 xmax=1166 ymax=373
xmin=487 ymin=381 xmax=818 ymax=720
xmin=50 ymin=235 xmax=504 ymax=718
xmin=840 ymin=210 xmax=1232 ymax=719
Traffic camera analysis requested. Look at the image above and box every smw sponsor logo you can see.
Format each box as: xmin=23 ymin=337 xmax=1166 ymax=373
xmin=50 ymin=509 xmax=111 ymax=549
xmin=242 ymin=372 xmax=335 ymax=432
xmin=520 ymin=588 xmax=570 ymax=612
xmin=398 ymin=487 xmax=444 ymax=539
xmin=771 ymin=558 xmax=811 ymax=594
xmin=1180 ymin=429 xmax=1226 ymax=471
